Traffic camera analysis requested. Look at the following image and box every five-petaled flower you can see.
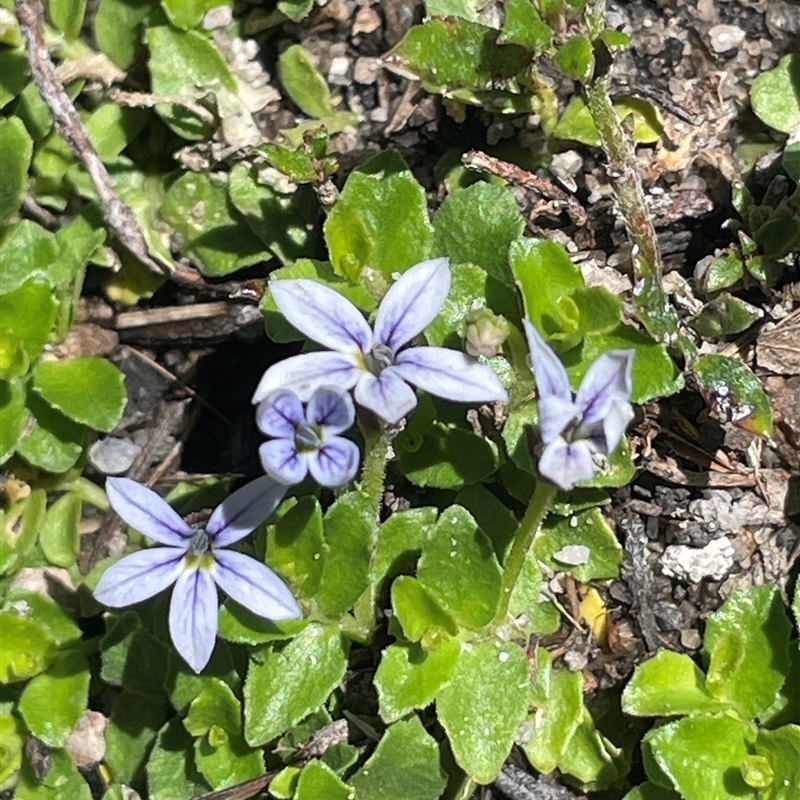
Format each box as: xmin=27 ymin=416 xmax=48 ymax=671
xmin=524 ymin=320 xmax=635 ymax=491
xmin=257 ymin=386 xmax=360 ymax=487
xmin=252 ymin=257 xmax=508 ymax=424
xmin=94 ymin=476 xmax=301 ymax=673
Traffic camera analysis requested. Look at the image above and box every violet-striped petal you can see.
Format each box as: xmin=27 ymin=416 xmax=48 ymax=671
xmin=207 ymin=475 xmax=288 ymax=548
xmin=538 ymin=438 xmax=595 ymax=491
xmin=600 ymin=397 xmax=635 ymax=454
xmin=94 ymin=547 xmax=186 ymax=607
xmin=258 ymin=439 xmax=308 ymax=485
xmin=308 ymin=437 xmax=360 ymax=487
xmin=393 ymin=347 xmax=508 ymax=404
xmin=537 ymin=396 xmax=580 ymax=446
xmin=106 ymin=478 xmax=192 ymax=545
xmin=271 ymin=279 xmax=373 ymax=353
xmin=255 ymin=389 xmax=305 ymax=438
xmin=373 ymin=258 xmax=451 ymax=352
xmin=575 ymin=350 xmax=634 ymax=425
xmin=522 ymin=320 xmax=572 ymax=404
xmin=211 ymin=550 xmax=302 ymax=620
xmin=354 ymin=369 xmax=418 ymax=424
xmin=306 ymin=386 xmax=355 ymax=435
xmin=169 ymin=566 xmax=218 ymax=673
xmin=252 ymin=352 xmax=362 ymax=404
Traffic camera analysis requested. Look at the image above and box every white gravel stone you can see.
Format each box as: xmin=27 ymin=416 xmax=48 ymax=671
xmin=89 ymin=437 xmax=141 ymax=475
xmin=708 ymin=24 xmax=746 ymax=54
xmin=660 ymin=537 xmax=736 ymax=584
xmin=552 ymin=544 xmax=591 ymax=566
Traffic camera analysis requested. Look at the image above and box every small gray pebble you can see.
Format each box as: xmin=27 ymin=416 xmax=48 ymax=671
xmin=89 ymin=437 xmax=141 ymax=475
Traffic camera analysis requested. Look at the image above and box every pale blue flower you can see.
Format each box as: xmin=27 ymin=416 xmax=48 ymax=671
xmin=523 ymin=320 xmax=634 ymax=491
xmin=257 ymin=386 xmax=360 ymax=487
xmin=94 ymin=476 xmax=301 ymax=673
xmin=252 ymin=257 xmax=508 ymax=424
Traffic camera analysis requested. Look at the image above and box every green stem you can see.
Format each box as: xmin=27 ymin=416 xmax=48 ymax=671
xmin=583 ymin=0 xmax=663 ymax=284
xmin=493 ymin=480 xmax=558 ymax=626
xmin=360 ymin=425 xmax=395 ymax=522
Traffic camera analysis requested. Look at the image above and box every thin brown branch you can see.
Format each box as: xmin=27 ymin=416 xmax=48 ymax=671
xmin=15 ymin=0 xmax=169 ymax=276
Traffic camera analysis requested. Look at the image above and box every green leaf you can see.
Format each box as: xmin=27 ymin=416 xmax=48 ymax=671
xmin=277 ymin=0 xmax=315 ymax=23
xmin=752 ymin=725 xmax=800 ymax=800
xmin=426 ymin=0 xmax=480 ymax=20
xmin=48 ymin=0 xmax=87 ymax=39
xmin=622 ymin=784 xmax=681 ymax=800
xmin=693 ymin=354 xmax=772 ymax=437
xmin=0 ymin=489 xmax=46 ymax=576
xmin=349 ymin=716 xmax=447 ymax=800
xmin=0 ymin=702 xmax=24 ymax=787
xmin=645 ymin=714 xmax=757 ymax=800
xmin=437 ymin=639 xmax=530 ymax=784
xmin=16 ymin=391 xmax=85 ymax=473
xmin=523 ymin=655 xmax=584 ymax=773
xmin=85 ymin=103 xmax=148 ymax=161
xmin=39 ymin=491 xmax=82 ymax=567
xmin=384 ymin=18 xmax=530 ymax=94
xmin=145 ymin=26 xmax=236 ymax=140
xmin=32 ymin=357 xmax=126 ymax=432
xmin=0 ymin=278 xmax=58 ymax=362
xmin=783 ymin=140 xmax=800 ymax=183
xmin=94 ymin=0 xmax=154 ymax=68
xmin=750 ymin=54 xmax=800 ymax=134
xmin=0 ymin=48 xmax=30 ymax=109
xmin=0 ymin=117 xmax=33 ymax=228
xmin=704 ymin=585 xmax=792 ymax=719
xmin=391 ymin=576 xmax=458 ymax=642
xmin=3 ymin=589 xmax=81 ymax=645
xmin=295 ymin=759 xmax=353 ymax=800
xmin=227 ymin=164 xmax=318 ymax=264
xmin=218 ymin=600 xmax=308 ymax=646
xmin=105 ymin=690 xmax=168 ymax=785
xmin=534 ymin=507 xmax=622 ymax=582
xmin=161 ymin=171 xmax=272 ymax=277
xmin=553 ymin=95 xmax=664 ymax=145
xmin=147 ymin=718 xmax=209 ymax=800
xmin=572 ymin=286 xmax=623 ymax=333
xmin=266 ymin=496 xmax=324 ymax=601
xmin=689 ymin=294 xmax=762 ymax=338
xmin=433 ymin=184 xmax=525 ymax=285
xmin=375 ymin=635 xmax=461 ymax=723
xmin=0 ymin=221 xmax=60 ymax=294
xmin=193 ymin=721 xmax=264 ymax=790
xmin=244 ymin=623 xmax=349 ymax=746
xmin=15 ymin=748 xmax=92 ymax=800
xmin=397 ymin=422 xmax=500 ymax=490
xmin=0 ymin=379 xmax=27 ymax=463
xmin=0 ymin=609 xmax=56 ymax=683
xmin=567 ymin=326 xmax=682 ymax=403
xmin=455 ymin=483 xmax=518 ymax=558
xmin=555 ymin=34 xmax=594 ymax=81
xmin=500 ymin=0 xmax=552 ymax=51
xmin=316 ymin=492 xmax=375 ymax=618
xmin=324 ymin=150 xmax=434 ymax=281
xmin=278 ymin=44 xmax=335 ymax=119
xmin=418 ymin=506 xmax=502 ymax=630
xmin=622 ymin=650 xmax=720 ymax=717
xmin=184 ymin=678 xmax=242 ymax=737
xmin=161 ymin=0 xmax=227 ymax=29
xmin=18 ymin=649 xmax=90 ymax=746
xmin=371 ymin=507 xmax=437 ymax=593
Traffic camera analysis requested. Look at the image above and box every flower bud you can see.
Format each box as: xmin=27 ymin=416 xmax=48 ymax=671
xmin=464 ymin=311 xmax=509 ymax=358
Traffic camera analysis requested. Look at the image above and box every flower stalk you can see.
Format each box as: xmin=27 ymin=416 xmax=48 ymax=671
xmin=360 ymin=421 xmax=397 ymax=521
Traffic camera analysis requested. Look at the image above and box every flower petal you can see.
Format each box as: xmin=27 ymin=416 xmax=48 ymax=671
xmin=373 ymin=257 xmax=451 ymax=351
xmin=206 ymin=476 xmax=288 ymax=547
xmin=354 ymin=369 xmax=418 ymax=424
xmin=94 ymin=547 xmax=185 ymax=607
xmin=211 ymin=550 xmax=301 ymax=621
xmin=538 ymin=438 xmax=595 ymax=491
xmin=309 ymin=437 xmax=360 ymax=487
xmin=169 ymin=566 xmax=218 ymax=673
xmin=575 ymin=349 xmax=634 ymax=425
xmin=537 ymin=396 xmax=580 ymax=445
xmin=258 ymin=439 xmax=308 ymax=485
xmin=271 ymin=279 xmax=373 ymax=353
xmin=393 ymin=347 xmax=508 ymax=405
xmin=601 ymin=397 xmax=634 ymax=454
xmin=106 ymin=478 xmax=192 ymax=545
xmin=255 ymin=389 xmax=304 ymax=438
xmin=252 ymin=352 xmax=362 ymax=404
xmin=306 ymin=386 xmax=355 ymax=435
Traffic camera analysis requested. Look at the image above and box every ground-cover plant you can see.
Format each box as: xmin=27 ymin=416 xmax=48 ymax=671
xmin=1 ymin=0 xmax=796 ymax=799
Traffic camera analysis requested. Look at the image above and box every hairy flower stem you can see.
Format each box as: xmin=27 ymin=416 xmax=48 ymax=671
xmin=583 ymin=0 xmax=663 ymax=284
xmin=360 ymin=424 xmax=396 ymax=522
xmin=494 ymin=480 xmax=558 ymax=626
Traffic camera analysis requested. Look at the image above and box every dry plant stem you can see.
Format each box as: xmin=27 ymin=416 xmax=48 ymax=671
xmin=584 ymin=0 xmax=664 ymax=283
xmin=493 ymin=480 xmax=558 ymax=626
xmin=15 ymin=0 xmax=168 ymax=276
